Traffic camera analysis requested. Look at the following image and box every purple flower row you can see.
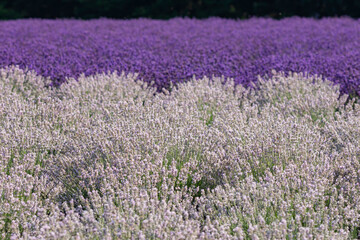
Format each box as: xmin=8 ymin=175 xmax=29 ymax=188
xmin=1 ymin=17 xmax=359 ymax=95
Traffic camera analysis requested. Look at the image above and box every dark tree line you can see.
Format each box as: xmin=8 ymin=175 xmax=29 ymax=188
xmin=0 ymin=0 xmax=359 ymax=19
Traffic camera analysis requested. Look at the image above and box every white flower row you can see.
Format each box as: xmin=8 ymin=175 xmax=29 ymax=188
xmin=0 ymin=66 xmax=359 ymax=239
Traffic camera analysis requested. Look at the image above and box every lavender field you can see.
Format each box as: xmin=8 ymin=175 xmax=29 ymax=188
xmin=0 ymin=18 xmax=360 ymax=239
xmin=1 ymin=18 xmax=360 ymax=95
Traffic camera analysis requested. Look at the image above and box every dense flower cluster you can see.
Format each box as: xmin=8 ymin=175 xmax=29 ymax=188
xmin=1 ymin=66 xmax=359 ymax=239
xmin=0 ymin=18 xmax=359 ymax=95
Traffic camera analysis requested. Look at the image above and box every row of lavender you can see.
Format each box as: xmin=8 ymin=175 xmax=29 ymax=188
xmin=1 ymin=17 xmax=360 ymax=95
xmin=1 ymin=67 xmax=360 ymax=238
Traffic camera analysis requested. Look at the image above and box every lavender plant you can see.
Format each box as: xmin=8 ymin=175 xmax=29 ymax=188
xmin=0 ymin=18 xmax=360 ymax=96
xmin=0 ymin=66 xmax=359 ymax=239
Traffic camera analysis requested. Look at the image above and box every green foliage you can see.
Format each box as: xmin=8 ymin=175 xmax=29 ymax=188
xmin=248 ymin=148 xmax=280 ymax=182
xmin=0 ymin=0 xmax=359 ymax=20
xmin=5 ymin=151 xmax=14 ymax=176
xmin=160 ymin=144 xmax=218 ymax=203
xmin=0 ymin=212 xmax=12 ymax=240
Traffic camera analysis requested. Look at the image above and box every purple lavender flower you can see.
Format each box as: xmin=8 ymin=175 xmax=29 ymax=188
xmin=0 ymin=17 xmax=359 ymax=95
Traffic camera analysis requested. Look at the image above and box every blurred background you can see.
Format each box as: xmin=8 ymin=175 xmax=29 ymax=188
xmin=0 ymin=0 xmax=359 ymax=19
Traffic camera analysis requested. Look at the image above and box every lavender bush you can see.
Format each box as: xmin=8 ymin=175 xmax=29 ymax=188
xmin=0 ymin=18 xmax=360 ymax=96
xmin=1 ymin=66 xmax=359 ymax=239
